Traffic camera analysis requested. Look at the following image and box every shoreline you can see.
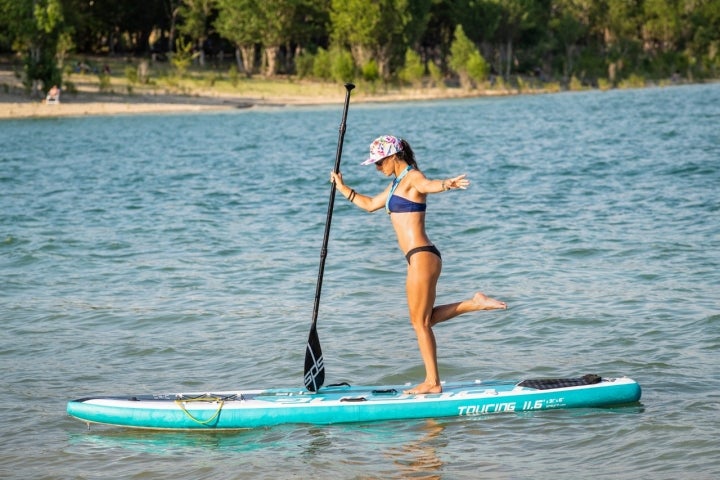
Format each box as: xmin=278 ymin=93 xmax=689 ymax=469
xmin=0 ymin=83 xmax=538 ymax=120
xmin=1 ymin=78 xmax=705 ymax=120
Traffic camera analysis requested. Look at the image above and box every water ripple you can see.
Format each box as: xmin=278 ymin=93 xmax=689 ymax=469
xmin=1 ymin=83 xmax=718 ymax=478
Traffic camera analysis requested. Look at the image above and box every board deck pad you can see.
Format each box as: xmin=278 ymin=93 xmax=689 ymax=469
xmin=517 ymin=374 xmax=602 ymax=390
xmin=67 ymin=375 xmax=641 ymax=430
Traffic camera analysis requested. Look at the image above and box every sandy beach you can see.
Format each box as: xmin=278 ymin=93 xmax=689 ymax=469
xmin=0 ymin=90 xmax=280 ymax=119
xmin=0 ymin=87 xmax=522 ymax=120
xmin=0 ymin=66 xmax=525 ymax=120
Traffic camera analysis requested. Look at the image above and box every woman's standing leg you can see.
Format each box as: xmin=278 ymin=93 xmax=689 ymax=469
xmin=405 ymin=252 xmax=443 ymax=394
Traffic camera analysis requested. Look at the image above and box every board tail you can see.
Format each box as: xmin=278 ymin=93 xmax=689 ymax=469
xmin=304 ymin=324 xmax=324 ymax=391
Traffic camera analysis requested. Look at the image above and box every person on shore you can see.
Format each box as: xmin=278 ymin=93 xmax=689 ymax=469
xmin=330 ymin=135 xmax=507 ymax=394
xmin=46 ymin=85 xmax=60 ymax=104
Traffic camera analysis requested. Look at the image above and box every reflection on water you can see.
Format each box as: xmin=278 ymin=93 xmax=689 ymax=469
xmin=384 ymin=420 xmax=446 ymax=480
xmin=69 ymin=427 xmax=271 ymax=454
xmin=68 ymin=419 xmax=452 ymax=478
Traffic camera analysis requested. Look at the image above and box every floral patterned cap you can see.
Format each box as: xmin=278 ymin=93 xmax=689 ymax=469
xmin=361 ymin=135 xmax=403 ymax=165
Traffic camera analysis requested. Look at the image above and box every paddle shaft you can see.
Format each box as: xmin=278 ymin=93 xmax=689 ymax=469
xmin=305 ymin=83 xmax=355 ymax=391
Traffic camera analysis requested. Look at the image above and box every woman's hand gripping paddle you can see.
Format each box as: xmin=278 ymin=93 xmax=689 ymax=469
xmin=304 ymin=83 xmax=355 ymax=392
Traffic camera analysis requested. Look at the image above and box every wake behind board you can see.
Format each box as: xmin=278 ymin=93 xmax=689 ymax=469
xmin=67 ymin=374 xmax=640 ymax=430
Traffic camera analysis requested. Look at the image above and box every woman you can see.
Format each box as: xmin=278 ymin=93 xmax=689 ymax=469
xmin=330 ymin=135 xmax=507 ymax=394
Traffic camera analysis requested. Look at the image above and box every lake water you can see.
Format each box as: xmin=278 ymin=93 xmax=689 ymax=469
xmin=1 ymin=83 xmax=718 ymax=479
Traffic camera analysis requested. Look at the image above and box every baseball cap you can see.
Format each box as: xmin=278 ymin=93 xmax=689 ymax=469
xmin=361 ymin=135 xmax=403 ymax=165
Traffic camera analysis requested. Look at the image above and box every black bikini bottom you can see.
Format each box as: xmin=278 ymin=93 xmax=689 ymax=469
xmin=405 ymin=245 xmax=442 ymax=264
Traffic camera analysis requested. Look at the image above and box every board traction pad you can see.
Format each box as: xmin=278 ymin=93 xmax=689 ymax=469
xmin=517 ymin=374 xmax=602 ymax=390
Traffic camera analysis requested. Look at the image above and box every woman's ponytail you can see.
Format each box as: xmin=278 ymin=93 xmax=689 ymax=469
xmin=398 ymin=139 xmax=419 ymax=170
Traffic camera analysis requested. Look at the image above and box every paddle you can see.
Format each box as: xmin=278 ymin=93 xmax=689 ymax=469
xmin=304 ymin=82 xmax=355 ymax=392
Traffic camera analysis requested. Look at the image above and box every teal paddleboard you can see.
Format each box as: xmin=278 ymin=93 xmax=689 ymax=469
xmin=66 ymin=374 xmax=641 ymax=430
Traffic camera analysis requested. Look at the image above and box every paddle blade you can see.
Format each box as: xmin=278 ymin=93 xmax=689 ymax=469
xmin=304 ymin=325 xmax=325 ymax=392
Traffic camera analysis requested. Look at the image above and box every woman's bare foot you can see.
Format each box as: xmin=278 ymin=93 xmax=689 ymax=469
xmin=472 ymin=291 xmax=507 ymax=310
xmin=404 ymin=381 xmax=443 ymax=395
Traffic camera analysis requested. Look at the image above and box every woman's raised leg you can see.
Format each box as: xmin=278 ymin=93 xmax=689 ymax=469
xmin=430 ymin=292 xmax=506 ymax=327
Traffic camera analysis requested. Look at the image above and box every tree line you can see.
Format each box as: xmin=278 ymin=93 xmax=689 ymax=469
xmin=2 ymin=0 xmax=719 ymax=95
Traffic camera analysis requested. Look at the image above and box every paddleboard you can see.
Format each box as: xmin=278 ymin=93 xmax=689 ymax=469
xmin=67 ymin=374 xmax=641 ymax=430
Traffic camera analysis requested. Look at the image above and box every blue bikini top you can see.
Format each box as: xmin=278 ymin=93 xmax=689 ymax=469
xmin=386 ymin=165 xmax=427 ymax=214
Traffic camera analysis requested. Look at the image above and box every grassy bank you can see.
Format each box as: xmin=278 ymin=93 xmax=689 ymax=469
xmin=2 ymin=54 xmax=573 ymax=105
xmin=1 ymin=54 xmax=706 ymax=120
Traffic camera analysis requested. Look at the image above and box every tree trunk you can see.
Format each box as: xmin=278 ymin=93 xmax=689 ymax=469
xmin=264 ymin=46 xmax=279 ymax=77
xmin=351 ymin=45 xmax=371 ymax=69
xmin=197 ymin=44 xmax=205 ymax=66
xmin=235 ymin=47 xmax=243 ymax=71
xmin=505 ymin=39 xmax=513 ymax=80
xmin=169 ymin=7 xmax=180 ymax=55
xmin=377 ymin=44 xmax=391 ymax=80
xmin=564 ymin=45 xmax=572 ymax=81
xmin=240 ymin=45 xmax=255 ymax=76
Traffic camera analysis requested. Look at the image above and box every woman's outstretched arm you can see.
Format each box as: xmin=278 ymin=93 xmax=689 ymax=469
xmin=412 ymin=172 xmax=469 ymax=194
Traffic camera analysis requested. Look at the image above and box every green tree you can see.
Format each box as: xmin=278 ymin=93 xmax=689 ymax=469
xmin=452 ymin=0 xmax=502 ymax=45
xmin=62 ymin=0 xmax=170 ymax=54
xmin=449 ymin=24 xmax=487 ymax=88
xmin=3 ymin=0 xmax=719 ymax=93
xmin=640 ymin=0 xmax=684 ymax=77
xmin=684 ymin=0 xmax=720 ymax=78
xmin=399 ymin=49 xmax=425 ymax=86
xmin=486 ymin=0 xmax=547 ymax=80
xmin=0 ymin=0 xmax=70 ymax=96
xmin=312 ymin=47 xmax=332 ymax=80
xmin=550 ymin=0 xmax=592 ymax=82
xmin=643 ymin=0 xmax=681 ymax=52
xmin=467 ymin=49 xmax=489 ymax=84
xmin=331 ymin=47 xmax=356 ymax=82
xmin=215 ymin=0 xmax=327 ymax=77
xmin=288 ymin=0 xmax=331 ymax=64
xmin=215 ymin=0 xmax=261 ymax=75
xmin=603 ymin=0 xmax=644 ymax=82
xmin=420 ymin=0 xmax=462 ymax=74
xmin=171 ymin=36 xmax=195 ymax=75
xmin=330 ymin=0 xmax=431 ymax=80
xmin=257 ymin=0 xmax=294 ymax=76
xmin=176 ymin=0 xmax=215 ymax=67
